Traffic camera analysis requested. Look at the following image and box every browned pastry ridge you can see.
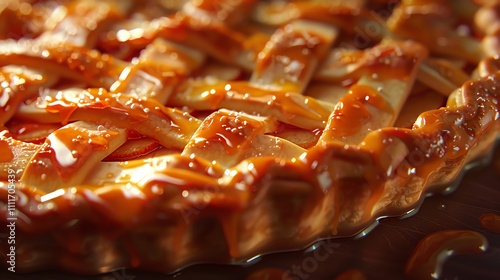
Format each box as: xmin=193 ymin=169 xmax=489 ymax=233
xmin=0 ymin=0 xmax=499 ymax=274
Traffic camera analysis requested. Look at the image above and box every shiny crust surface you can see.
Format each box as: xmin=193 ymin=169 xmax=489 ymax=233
xmin=0 ymin=0 xmax=499 ymax=274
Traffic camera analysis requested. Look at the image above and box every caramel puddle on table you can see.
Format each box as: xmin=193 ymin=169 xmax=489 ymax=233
xmin=480 ymin=213 xmax=500 ymax=233
xmin=404 ymin=230 xmax=488 ymax=280
xmin=334 ymin=269 xmax=367 ymax=280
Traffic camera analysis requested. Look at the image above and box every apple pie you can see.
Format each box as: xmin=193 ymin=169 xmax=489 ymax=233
xmin=0 ymin=0 xmax=499 ymax=274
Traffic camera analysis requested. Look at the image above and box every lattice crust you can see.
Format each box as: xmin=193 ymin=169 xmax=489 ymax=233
xmin=0 ymin=0 xmax=499 ymax=273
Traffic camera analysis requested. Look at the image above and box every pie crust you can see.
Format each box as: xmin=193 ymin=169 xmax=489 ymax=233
xmin=1 ymin=0 xmax=500 ymax=273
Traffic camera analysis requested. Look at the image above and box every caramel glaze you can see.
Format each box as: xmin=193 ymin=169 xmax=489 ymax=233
xmin=404 ymin=230 xmax=489 ymax=280
xmin=6 ymin=121 xmax=61 ymax=144
xmin=0 ymin=1 xmax=63 ymax=39
xmin=1 ymin=62 xmax=500 ymax=273
xmin=387 ymin=0 xmax=484 ymax=63
xmin=0 ymin=39 xmax=128 ymax=88
xmin=0 ymin=0 xmax=124 ymax=45
xmin=187 ymin=0 xmax=257 ymax=26
xmin=361 ymin=42 xmax=427 ymax=81
xmin=316 ymin=39 xmax=428 ymax=84
xmin=170 ymin=80 xmax=332 ymax=130
xmin=100 ymin=13 xmax=252 ymax=70
xmin=186 ymin=110 xmax=273 ymax=155
xmin=21 ymin=88 xmax=200 ymax=150
xmin=42 ymin=0 xmax=125 ymax=48
xmin=0 ymin=67 xmax=58 ymax=125
xmin=253 ymin=1 xmax=367 ymax=35
xmin=253 ymin=22 xmax=334 ymax=93
xmin=480 ymin=213 xmax=500 ymax=233
xmin=322 ymin=84 xmax=392 ymax=138
xmin=35 ymin=124 xmax=120 ymax=180
xmin=0 ymin=134 xmax=38 ymax=180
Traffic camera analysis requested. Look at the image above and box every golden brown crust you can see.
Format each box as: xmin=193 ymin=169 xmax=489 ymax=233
xmin=0 ymin=0 xmax=499 ymax=274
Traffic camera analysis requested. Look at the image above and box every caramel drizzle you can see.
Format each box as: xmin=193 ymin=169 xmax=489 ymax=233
xmin=0 ymin=66 xmax=57 ymax=125
xmin=94 ymin=0 xmax=485 ymax=85
xmin=172 ymin=19 xmax=338 ymax=256
xmin=317 ymin=39 xmax=429 ymax=83
xmin=2 ymin=0 xmax=130 ymax=90
xmin=170 ymin=80 xmax=333 ymax=130
xmin=7 ymin=0 xmax=208 ymax=196
xmin=184 ymin=110 xmax=275 ymax=156
xmin=1 ymin=0 xmax=500 ymax=275
xmin=0 ymin=39 xmax=127 ymax=88
xmin=0 ymin=131 xmax=39 ymax=180
xmin=253 ymin=0 xmax=368 ymax=34
xmin=319 ymin=84 xmax=393 ymax=141
xmin=19 ymin=88 xmax=201 ymax=150
xmin=480 ymin=213 xmax=500 ymax=233
xmin=101 ymin=11 xmax=252 ymax=70
xmin=318 ymin=39 xmax=427 ymax=145
xmin=251 ymin=19 xmax=337 ymax=93
xmin=38 ymin=0 xmax=126 ymax=48
xmin=20 ymin=121 xmax=127 ymax=192
xmin=405 ymin=230 xmax=488 ymax=280
xmin=183 ymin=0 xmax=257 ymax=26
xmin=0 ymin=1 xmax=56 ymax=39
xmin=387 ymin=0 xmax=484 ymax=63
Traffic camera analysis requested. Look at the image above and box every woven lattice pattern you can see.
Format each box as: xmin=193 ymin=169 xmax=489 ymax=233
xmin=0 ymin=0 xmax=499 ymax=273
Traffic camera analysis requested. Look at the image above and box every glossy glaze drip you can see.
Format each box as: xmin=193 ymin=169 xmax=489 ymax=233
xmin=480 ymin=213 xmax=500 ymax=233
xmin=188 ymin=111 xmax=268 ymax=155
xmin=102 ymin=13 xmax=248 ymax=68
xmin=0 ymin=67 xmax=56 ymax=125
xmin=172 ymin=80 xmax=331 ymax=129
xmin=324 ymin=84 xmax=392 ymax=138
xmin=36 ymin=88 xmax=200 ymax=148
xmin=186 ymin=0 xmax=256 ymax=26
xmin=0 ymin=40 xmax=127 ymax=88
xmin=361 ymin=42 xmax=424 ymax=81
xmin=45 ymin=0 xmax=124 ymax=48
xmin=388 ymin=0 xmax=482 ymax=63
xmin=254 ymin=22 xmax=333 ymax=92
xmin=8 ymin=122 xmax=60 ymax=143
xmin=168 ymin=14 xmax=247 ymax=56
xmin=40 ymin=88 xmax=129 ymax=124
xmin=254 ymin=1 xmax=363 ymax=33
xmin=44 ymin=125 xmax=119 ymax=178
xmin=318 ymin=40 xmax=427 ymax=82
xmin=404 ymin=230 xmax=489 ymax=280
